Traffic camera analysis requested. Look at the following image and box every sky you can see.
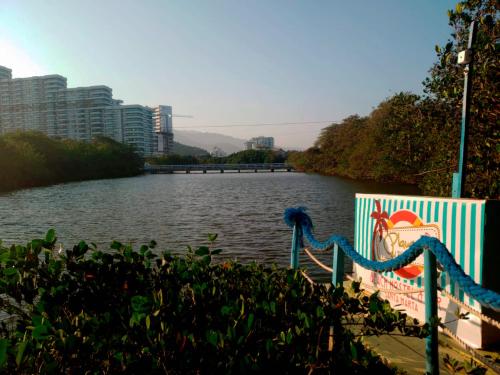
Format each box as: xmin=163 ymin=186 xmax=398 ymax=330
xmin=0 ymin=0 xmax=458 ymax=149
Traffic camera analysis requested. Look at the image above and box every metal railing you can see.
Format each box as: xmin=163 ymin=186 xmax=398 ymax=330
xmin=145 ymin=163 xmax=294 ymax=173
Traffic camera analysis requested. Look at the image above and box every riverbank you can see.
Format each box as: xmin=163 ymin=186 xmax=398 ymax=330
xmin=0 ymin=132 xmax=143 ymax=193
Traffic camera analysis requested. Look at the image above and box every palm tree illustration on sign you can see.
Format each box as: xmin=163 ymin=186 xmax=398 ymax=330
xmin=370 ymin=200 xmax=388 ymax=260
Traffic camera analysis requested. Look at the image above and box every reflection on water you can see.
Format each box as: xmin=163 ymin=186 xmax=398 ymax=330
xmin=0 ymin=173 xmax=419 ymax=277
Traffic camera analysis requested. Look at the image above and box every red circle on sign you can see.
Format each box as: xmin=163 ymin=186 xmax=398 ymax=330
xmin=389 ymin=210 xmax=424 ymax=279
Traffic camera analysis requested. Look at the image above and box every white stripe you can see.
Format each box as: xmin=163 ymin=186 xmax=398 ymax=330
xmin=473 ymin=203 xmax=483 ymax=310
xmin=422 ymin=199 xmax=429 ymax=225
xmin=446 ymin=204 xmax=453 ymax=295
xmin=367 ymin=199 xmax=374 ymax=259
xmin=455 ymin=203 xmax=462 ymax=299
xmin=474 ymin=203 xmax=482 ymax=284
xmin=464 ymin=203 xmax=471 ymax=284
xmin=360 ymin=198 xmax=366 ymax=257
xmin=430 ymin=200 xmax=436 ymax=223
xmin=355 ymin=199 xmax=359 ymax=253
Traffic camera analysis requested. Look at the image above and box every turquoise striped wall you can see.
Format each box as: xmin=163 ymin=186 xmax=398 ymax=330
xmin=354 ymin=194 xmax=485 ymax=308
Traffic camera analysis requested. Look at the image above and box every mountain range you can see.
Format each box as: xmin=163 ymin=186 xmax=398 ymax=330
xmin=174 ymin=130 xmax=246 ymax=155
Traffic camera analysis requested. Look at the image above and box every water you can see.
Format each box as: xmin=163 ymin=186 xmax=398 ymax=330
xmin=0 ymin=173 xmax=419 ymax=276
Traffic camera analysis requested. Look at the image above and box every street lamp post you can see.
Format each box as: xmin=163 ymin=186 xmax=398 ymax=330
xmin=452 ymin=21 xmax=477 ymax=198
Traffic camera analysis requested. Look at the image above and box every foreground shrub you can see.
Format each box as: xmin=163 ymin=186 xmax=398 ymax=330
xmin=0 ymin=231 xmax=426 ymax=374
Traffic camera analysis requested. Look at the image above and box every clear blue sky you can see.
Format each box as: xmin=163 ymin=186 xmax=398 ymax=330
xmin=1 ymin=0 xmax=457 ymax=149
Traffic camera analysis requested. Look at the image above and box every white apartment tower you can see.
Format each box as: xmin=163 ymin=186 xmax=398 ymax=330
xmin=152 ymin=105 xmax=174 ymax=155
xmin=245 ymin=136 xmax=275 ymax=150
xmin=0 ymin=65 xmax=168 ymax=157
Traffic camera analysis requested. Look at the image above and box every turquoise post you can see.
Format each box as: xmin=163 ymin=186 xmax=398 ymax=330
xmin=331 ymin=244 xmax=344 ymax=287
xmin=290 ymin=224 xmax=300 ymax=269
xmin=424 ymin=248 xmax=439 ymax=375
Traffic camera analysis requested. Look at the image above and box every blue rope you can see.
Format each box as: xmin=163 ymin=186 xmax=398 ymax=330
xmin=284 ymin=207 xmax=500 ymax=311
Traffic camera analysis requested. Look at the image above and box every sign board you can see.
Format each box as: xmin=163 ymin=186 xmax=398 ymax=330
xmin=354 ymin=194 xmax=499 ymax=348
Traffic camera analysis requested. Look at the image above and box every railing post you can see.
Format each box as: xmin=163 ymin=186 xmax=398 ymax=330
xmin=424 ymin=248 xmax=439 ymax=375
xmin=290 ymin=224 xmax=301 ymax=269
xmin=332 ymin=244 xmax=344 ymax=287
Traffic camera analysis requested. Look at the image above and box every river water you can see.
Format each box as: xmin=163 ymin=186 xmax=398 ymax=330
xmin=0 ymin=172 xmax=418 ymax=277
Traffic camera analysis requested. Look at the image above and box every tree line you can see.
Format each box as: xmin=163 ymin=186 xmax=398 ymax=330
xmin=288 ymin=0 xmax=498 ymax=199
xmin=147 ymin=149 xmax=287 ymax=165
xmin=0 ymin=131 xmax=143 ymax=192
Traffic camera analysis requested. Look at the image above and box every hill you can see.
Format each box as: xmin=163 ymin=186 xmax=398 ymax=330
xmin=174 ymin=130 xmax=245 ymax=155
xmin=171 ymin=141 xmax=209 ymax=156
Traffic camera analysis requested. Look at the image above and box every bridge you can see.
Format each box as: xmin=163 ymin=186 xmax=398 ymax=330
xmin=144 ymin=163 xmax=295 ymax=174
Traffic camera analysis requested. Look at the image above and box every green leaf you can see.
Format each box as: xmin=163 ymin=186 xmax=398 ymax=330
xmin=32 ymin=325 xmax=49 ymax=340
xmin=247 ymin=313 xmax=254 ymax=330
xmin=110 ymin=241 xmax=122 ymax=250
xmin=195 ymin=246 xmax=209 ymax=256
xmin=31 ymin=239 xmax=44 ymax=250
xmin=211 ymin=248 xmax=222 ymax=255
xmin=316 ymin=306 xmax=324 ymax=318
xmin=0 ymin=339 xmax=8 ymax=368
xmin=0 ymin=249 xmax=10 ymax=263
xmin=286 ymin=329 xmax=293 ymax=344
xmin=3 ymin=268 xmax=18 ymax=277
xmin=16 ymin=341 xmax=28 ymax=367
xmin=145 ymin=315 xmax=151 ymax=330
xmin=221 ymin=305 xmax=232 ymax=316
xmin=270 ymin=301 xmax=276 ymax=314
xmin=350 ymin=342 xmax=358 ymax=360
xmin=131 ymin=295 xmax=152 ymax=314
xmin=265 ymin=338 xmax=273 ymax=354
xmin=45 ymin=229 xmax=56 ymax=244
xmin=207 ymin=233 xmax=218 ymax=242
xmin=206 ymin=330 xmax=218 ymax=347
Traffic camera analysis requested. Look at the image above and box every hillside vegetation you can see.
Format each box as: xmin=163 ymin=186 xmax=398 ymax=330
xmin=172 ymin=141 xmax=209 ymax=157
xmin=289 ymin=1 xmax=499 ymax=199
xmin=0 ymin=132 xmax=143 ymax=192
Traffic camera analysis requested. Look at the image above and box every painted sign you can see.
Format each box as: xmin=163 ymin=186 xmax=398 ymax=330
xmin=354 ymin=194 xmax=499 ymax=348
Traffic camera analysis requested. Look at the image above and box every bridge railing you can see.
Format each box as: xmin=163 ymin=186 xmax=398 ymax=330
xmin=145 ymin=163 xmax=294 ymax=171
xmin=284 ymin=207 xmax=500 ymax=375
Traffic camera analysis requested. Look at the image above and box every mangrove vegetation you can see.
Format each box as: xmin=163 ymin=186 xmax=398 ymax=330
xmin=0 ymin=231 xmax=428 ymax=373
xmin=288 ymin=1 xmax=499 ymax=199
xmin=0 ymin=132 xmax=143 ymax=192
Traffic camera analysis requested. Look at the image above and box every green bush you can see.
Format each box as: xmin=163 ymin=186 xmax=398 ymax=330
xmin=0 ymin=231 xmax=426 ymax=374
xmin=0 ymin=132 xmax=143 ymax=192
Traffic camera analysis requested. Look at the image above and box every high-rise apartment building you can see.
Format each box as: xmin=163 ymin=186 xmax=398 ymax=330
xmin=121 ymin=105 xmax=154 ymax=156
xmin=0 ymin=65 xmax=171 ymax=156
xmin=245 ymin=136 xmax=275 ymax=150
xmin=152 ymin=105 xmax=174 ymax=155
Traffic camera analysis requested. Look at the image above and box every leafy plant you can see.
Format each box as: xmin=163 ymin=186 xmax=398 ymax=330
xmin=0 ymin=230 xmax=427 ymax=374
xmin=443 ymin=354 xmax=487 ymax=375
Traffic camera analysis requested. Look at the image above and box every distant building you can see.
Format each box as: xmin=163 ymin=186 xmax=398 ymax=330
xmin=152 ymin=105 xmax=174 ymax=155
xmin=120 ymin=105 xmax=154 ymax=156
xmin=211 ymin=146 xmax=226 ymax=157
xmin=245 ymin=136 xmax=274 ymax=150
xmin=0 ymin=65 xmax=171 ymax=156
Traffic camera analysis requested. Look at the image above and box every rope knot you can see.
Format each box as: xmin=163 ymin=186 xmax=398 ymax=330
xmin=283 ymin=207 xmax=313 ymax=230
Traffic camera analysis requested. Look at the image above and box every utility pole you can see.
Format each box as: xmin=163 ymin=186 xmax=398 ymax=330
xmin=452 ymin=21 xmax=477 ymax=198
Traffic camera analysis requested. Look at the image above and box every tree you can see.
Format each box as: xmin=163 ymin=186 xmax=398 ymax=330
xmin=423 ymin=0 xmax=499 ymax=198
